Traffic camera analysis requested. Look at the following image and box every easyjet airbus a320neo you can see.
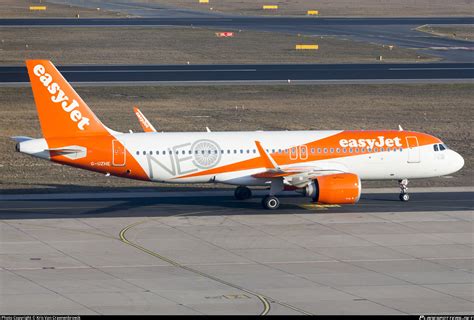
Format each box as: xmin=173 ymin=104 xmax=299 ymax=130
xmin=14 ymin=60 xmax=464 ymax=209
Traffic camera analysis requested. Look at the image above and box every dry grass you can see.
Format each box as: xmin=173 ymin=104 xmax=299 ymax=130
xmin=0 ymin=84 xmax=472 ymax=192
xmin=147 ymin=0 xmax=474 ymax=17
xmin=0 ymin=0 xmax=121 ymax=18
xmin=417 ymin=24 xmax=474 ymax=42
xmin=0 ymin=27 xmax=436 ymax=65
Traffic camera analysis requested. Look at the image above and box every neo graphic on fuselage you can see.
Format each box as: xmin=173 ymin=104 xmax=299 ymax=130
xmin=14 ymin=60 xmax=464 ymax=209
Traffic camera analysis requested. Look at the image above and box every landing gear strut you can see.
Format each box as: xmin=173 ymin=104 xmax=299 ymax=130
xmin=234 ymin=186 xmax=252 ymax=200
xmin=261 ymin=179 xmax=284 ymax=210
xmin=398 ymin=179 xmax=410 ymax=202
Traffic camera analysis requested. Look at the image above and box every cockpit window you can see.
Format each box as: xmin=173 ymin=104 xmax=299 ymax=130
xmin=434 ymin=143 xmax=448 ymax=152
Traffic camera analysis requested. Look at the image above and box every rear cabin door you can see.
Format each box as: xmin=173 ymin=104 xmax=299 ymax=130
xmin=406 ymin=136 xmax=420 ymax=163
xmin=112 ymin=140 xmax=126 ymax=167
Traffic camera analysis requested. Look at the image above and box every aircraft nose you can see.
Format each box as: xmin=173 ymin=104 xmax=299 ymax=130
xmin=451 ymin=150 xmax=464 ymax=173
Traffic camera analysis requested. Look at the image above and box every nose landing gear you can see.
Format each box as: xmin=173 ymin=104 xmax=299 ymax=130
xmin=399 ymin=179 xmax=410 ymax=201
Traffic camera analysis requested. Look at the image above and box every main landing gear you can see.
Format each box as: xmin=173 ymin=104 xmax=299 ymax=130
xmin=262 ymin=195 xmax=280 ymax=210
xmin=399 ymin=179 xmax=410 ymax=202
xmin=234 ymin=186 xmax=281 ymax=209
xmin=234 ymin=186 xmax=252 ymax=200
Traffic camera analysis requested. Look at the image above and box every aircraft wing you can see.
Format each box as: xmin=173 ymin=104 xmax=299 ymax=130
xmin=251 ymin=140 xmax=346 ymax=187
xmin=133 ymin=107 xmax=157 ymax=132
xmin=252 ymin=166 xmax=345 ymax=187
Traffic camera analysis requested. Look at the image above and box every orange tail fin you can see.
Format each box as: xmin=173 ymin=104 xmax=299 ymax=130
xmin=26 ymin=60 xmax=110 ymax=139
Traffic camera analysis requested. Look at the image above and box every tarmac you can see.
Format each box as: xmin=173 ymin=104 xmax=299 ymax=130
xmin=1 ymin=187 xmax=473 ymax=314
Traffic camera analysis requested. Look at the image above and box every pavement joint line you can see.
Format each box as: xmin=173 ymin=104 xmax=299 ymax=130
xmin=118 ymin=212 xmax=314 ymax=315
xmin=1 ymin=220 xmax=102 ymax=314
xmin=118 ymin=216 xmax=272 ymax=316
xmin=293 ymin=214 xmax=459 ymax=311
xmin=362 ymin=212 xmax=474 ymax=303
xmin=369 ymin=211 xmax=474 ymax=274
xmin=4 ymin=256 xmax=474 ymax=271
xmin=3 ymin=219 xmax=206 ymax=315
xmin=226 ymin=214 xmax=408 ymax=314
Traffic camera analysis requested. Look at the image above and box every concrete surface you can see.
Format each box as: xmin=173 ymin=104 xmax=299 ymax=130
xmin=0 ymin=189 xmax=473 ymax=314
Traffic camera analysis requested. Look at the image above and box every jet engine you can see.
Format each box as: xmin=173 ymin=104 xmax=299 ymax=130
xmin=299 ymin=173 xmax=361 ymax=204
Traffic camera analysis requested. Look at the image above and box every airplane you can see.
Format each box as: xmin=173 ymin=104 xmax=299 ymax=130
xmin=14 ymin=60 xmax=464 ymax=209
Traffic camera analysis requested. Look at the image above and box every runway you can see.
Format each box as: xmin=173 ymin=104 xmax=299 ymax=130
xmin=1 ymin=188 xmax=473 ymax=314
xmin=1 ymin=63 xmax=473 ymax=85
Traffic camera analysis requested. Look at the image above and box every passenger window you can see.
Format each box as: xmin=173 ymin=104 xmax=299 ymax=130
xmin=355 ymin=148 xmax=359 ymax=153
xmin=136 ymin=151 xmax=139 ymax=155
xmin=142 ymin=151 xmax=146 ymax=155
xmin=374 ymin=148 xmax=378 ymax=152
xmin=317 ymin=148 xmax=321 ymax=153
xmin=324 ymin=148 xmax=328 ymax=153
xmin=278 ymin=149 xmax=282 ymax=154
xmin=361 ymin=148 xmax=366 ymax=153
xmin=349 ymin=148 xmax=353 ymax=153
xmin=182 ymin=150 xmax=185 ymax=155
xmin=311 ymin=148 xmax=315 ymax=154
xmin=380 ymin=148 xmax=384 ymax=152
xmin=246 ymin=150 xmax=250 ymax=154
xmin=240 ymin=150 xmax=243 ymax=154
xmin=330 ymin=148 xmax=334 ymax=153
xmin=272 ymin=149 xmax=275 ymax=153
xmin=343 ymin=148 xmax=347 ymax=153
xmin=336 ymin=148 xmax=340 ymax=153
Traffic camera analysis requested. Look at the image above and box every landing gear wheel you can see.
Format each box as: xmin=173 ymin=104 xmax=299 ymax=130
xmin=234 ymin=186 xmax=252 ymax=200
xmin=262 ymin=195 xmax=280 ymax=210
xmin=399 ymin=193 xmax=410 ymax=202
xmin=398 ymin=179 xmax=409 ymax=202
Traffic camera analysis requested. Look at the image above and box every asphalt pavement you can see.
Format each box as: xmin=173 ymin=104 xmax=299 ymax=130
xmin=1 ymin=63 xmax=473 ymax=85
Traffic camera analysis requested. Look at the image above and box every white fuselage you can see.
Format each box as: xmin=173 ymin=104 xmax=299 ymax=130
xmin=112 ymin=130 xmax=464 ymax=186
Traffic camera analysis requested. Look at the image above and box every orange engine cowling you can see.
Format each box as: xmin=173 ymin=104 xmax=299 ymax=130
xmin=304 ymin=173 xmax=361 ymax=204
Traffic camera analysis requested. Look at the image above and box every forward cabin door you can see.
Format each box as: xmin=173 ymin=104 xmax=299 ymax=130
xmin=112 ymin=140 xmax=126 ymax=166
xmin=406 ymin=136 xmax=420 ymax=163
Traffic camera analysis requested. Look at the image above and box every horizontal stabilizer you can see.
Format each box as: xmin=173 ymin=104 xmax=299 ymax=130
xmin=11 ymin=136 xmax=33 ymax=143
xmin=46 ymin=147 xmax=85 ymax=154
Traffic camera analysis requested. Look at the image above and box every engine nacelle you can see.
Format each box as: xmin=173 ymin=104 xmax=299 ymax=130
xmin=301 ymin=173 xmax=361 ymax=204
